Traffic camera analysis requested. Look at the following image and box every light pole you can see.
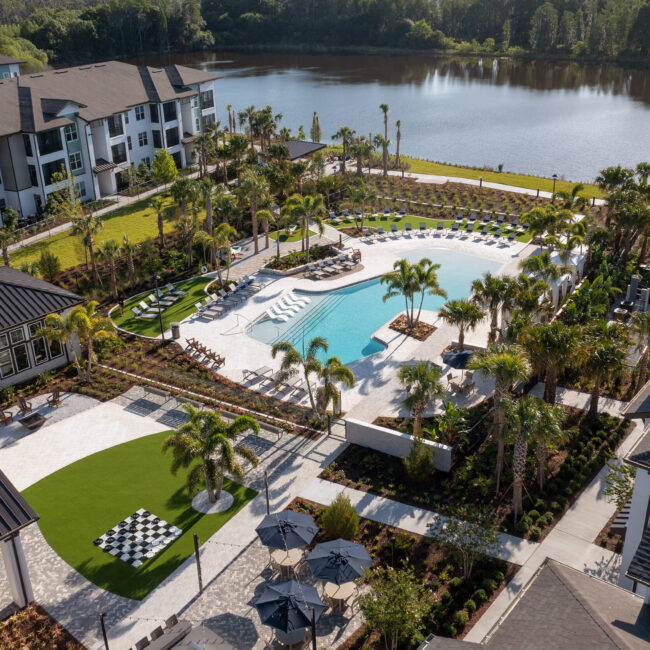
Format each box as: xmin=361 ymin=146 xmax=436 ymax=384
xmin=151 ymin=274 xmax=165 ymax=343
xmin=552 ymin=174 xmax=558 ymax=203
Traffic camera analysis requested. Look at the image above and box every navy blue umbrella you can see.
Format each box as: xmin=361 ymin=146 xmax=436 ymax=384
xmin=306 ymin=539 xmax=372 ymax=585
xmin=255 ymin=511 xmax=318 ymax=550
xmin=442 ymin=349 xmax=474 ymax=369
xmin=253 ymin=580 xmax=325 ymax=633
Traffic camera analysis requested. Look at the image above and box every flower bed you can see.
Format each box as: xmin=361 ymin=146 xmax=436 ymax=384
xmin=389 ymin=314 xmax=436 ymax=341
xmin=0 ymin=604 xmax=83 ymax=650
xmin=265 ymin=244 xmax=337 ymax=271
xmin=321 ymin=409 xmax=631 ymax=541
xmin=289 ymin=498 xmax=514 ymax=644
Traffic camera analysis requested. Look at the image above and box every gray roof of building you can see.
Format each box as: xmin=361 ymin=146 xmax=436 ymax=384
xmin=0 ymin=55 xmax=24 ymax=65
xmin=0 ymin=266 xmax=84 ymax=330
xmin=623 ymin=381 xmax=650 ymax=419
xmin=0 ymin=60 xmax=219 ymax=137
xmin=627 ymin=524 xmax=650 ymax=588
xmin=426 ymin=560 xmax=650 ymax=650
xmin=0 ymin=469 xmax=38 ymax=542
xmin=265 ymin=140 xmax=326 ymax=161
xmin=625 ymin=426 xmax=650 ymax=471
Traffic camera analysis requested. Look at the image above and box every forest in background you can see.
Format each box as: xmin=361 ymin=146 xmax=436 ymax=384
xmin=0 ymin=0 xmax=648 ymax=70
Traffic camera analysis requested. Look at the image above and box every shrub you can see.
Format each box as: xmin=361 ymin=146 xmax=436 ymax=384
xmin=453 ymin=609 xmax=469 ymax=629
xmin=464 ymin=599 xmax=477 ymax=613
xmin=403 ymin=437 xmax=435 ymax=486
xmin=516 ymin=515 xmax=532 ymax=534
xmin=473 ymin=588 xmax=487 ymax=604
xmin=448 ymin=577 xmax=463 ymax=591
xmin=600 ymin=536 xmax=608 ymax=547
xmin=322 ymin=492 xmax=359 ymax=540
xmin=493 ymin=570 xmax=505 ymax=582
xmin=529 ymin=526 xmax=542 ymax=540
xmin=528 ymin=509 xmax=540 ymax=520
xmin=440 ymin=623 xmax=457 ymax=638
xmin=441 ymin=590 xmax=453 ymax=604
xmin=481 ymin=578 xmax=497 ymax=593
xmin=534 ymin=498 xmax=546 ymax=511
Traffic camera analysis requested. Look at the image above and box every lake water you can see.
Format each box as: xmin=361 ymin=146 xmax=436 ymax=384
xmin=130 ymin=51 xmax=650 ymax=182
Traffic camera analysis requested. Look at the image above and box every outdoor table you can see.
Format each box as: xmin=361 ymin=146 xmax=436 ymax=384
xmin=271 ymin=548 xmax=303 ymax=578
xmin=275 ymin=627 xmax=308 ymax=648
xmin=231 ymin=245 xmax=242 ymax=258
xmin=324 ymin=581 xmax=356 ymax=611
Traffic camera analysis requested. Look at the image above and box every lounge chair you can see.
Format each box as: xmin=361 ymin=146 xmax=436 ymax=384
xmin=483 ymin=215 xmax=491 ymax=224
xmin=384 ymin=206 xmax=391 ymax=215
xmin=337 ymin=255 xmax=355 ymax=269
xmin=166 ymin=282 xmax=187 ymax=296
xmin=139 ymin=300 xmax=159 ymax=314
xmin=278 ymin=297 xmax=301 ymax=313
xmin=469 ymin=212 xmax=477 ymax=222
xmin=285 ymin=293 xmax=309 ymax=307
xmin=267 ymin=308 xmax=289 ymax=323
xmin=390 ymin=223 xmax=401 ymax=238
xmin=326 ymin=258 xmax=344 ymax=272
xmin=376 ymin=227 xmax=387 ymax=241
xmin=435 ymin=222 xmax=444 ymax=236
xmin=148 ymin=293 xmax=174 ymax=308
xmin=507 ymin=232 xmax=517 ymax=244
xmin=308 ymin=263 xmax=326 ymax=278
xmin=497 ymin=216 xmax=505 ymax=225
xmin=512 ymin=219 xmax=519 ymax=228
xmin=218 ymin=289 xmax=241 ymax=303
xmin=17 ymin=396 xmax=32 ymax=415
xmin=456 ymin=211 xmax=464 ymax=220
xmin=316 ymin=260 xmax=336 ymax=275
xmin=360 ymin=229 xmax=373 ymax=243
xmin=354 ymin=208 xmax=362 ymax=216
xmin=419 ymin=223 xmax=427 ymax=235
xmin=400 ymin=207 xmax=407 ymax=216
xmin=404 ymin=223 xmax=413 ymax=237
xmin=328 ymin=211 xmax=336 ymax=220
xmin=133 ymin=306 xmax=157 ymax=320
xmin=481 ymin=226 xmax=489 ymax=237
xmin=449 ymin=222 xmax=460 ymax=236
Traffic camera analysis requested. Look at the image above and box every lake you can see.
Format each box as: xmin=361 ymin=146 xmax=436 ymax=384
xmin=128 ymin=51 xmax=650 ymax=183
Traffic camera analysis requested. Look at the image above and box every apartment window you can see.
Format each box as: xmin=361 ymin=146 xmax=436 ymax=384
xmin=23 ymin=134 xmax=33 ymax=157
xmin=172 ymin=151 xmax=182 ymax=169
xmin=75 ymin=180 xmax=87 ymax=198
xmin=191 ymin=97 xmax=198 ymax=108
xmin=68 ymin=151 xmax=83 ymax=172
xmin=163 ymin=101 xmax=177 ymax=122
xmin=144 ymin=157 xmax=151 ymax=166
xmin=41 ymin=159 xmax=66 ymax=185
xmin=0 ymin=327 xmax=33 ymax=377
xmin=165 ymin=127 xmax=179 ymax=147
xmin=138 ymin=131 xmax=148 ymax=147
xmin=124 ymin=112 xmax=129 ymax=125
xmin=150 ymin=104 xmax=159 ymax=123
xmin=195 ymin=118 xmax=200 ymax=132
xmin=111 ymin=142 xmax=127 ymax=164
xmin=64 ymin=123 xmax=78 ymax=142
xmin=107 ymin=114 xmax=124 ymax=138
xmin=203 ymin=113 xmax=216 ymax=129
xmin=135 ymin=105 xmax=145 ymax=121
xmin=200 ymin=90 xmax=214 ymax=109
xmin=152 ymin=130 xmax=162 ymax=149
xmin=28 ymin=165 xmax=38 ymax=187
xmin=127 ymin=136 xmax=132 ymax=151
xmin=37 ymin=129 xmax=63 ymax=156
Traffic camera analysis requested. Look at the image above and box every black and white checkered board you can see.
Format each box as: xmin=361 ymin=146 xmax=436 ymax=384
xmin=93 ymin=509 xmax=182 ymax=568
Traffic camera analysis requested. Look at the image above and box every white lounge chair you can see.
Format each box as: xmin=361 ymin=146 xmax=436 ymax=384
xmin=278 ymin=297 xmax=301 ymax=314
xmin=166 ymin=282 xmax=187 ymax=296
xmin=308 ymin=264 xmax=326 ymax=278
xmin=139 ymin=300 xmax=160 ymax=314
xmin=267 ymin=308 xmax=289 ymax=323
xmin=285 ymin=293 xmax=309 ymax=308
xmin=132 ymin=306 xmax=157 ymax=320
xmin=288 ymin=290 xmax=310 ymax=303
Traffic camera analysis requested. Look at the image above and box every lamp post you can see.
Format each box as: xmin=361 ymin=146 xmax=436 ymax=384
xmin=151 ymin=274 xmax=165 ymax=343
xmin=551 ymin=174 xmax=558 ymax=203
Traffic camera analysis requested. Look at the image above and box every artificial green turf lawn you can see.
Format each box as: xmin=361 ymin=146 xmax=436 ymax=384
xmin=22 ymin=431 xmax=257 ymax=600
xmin=111 ymin=276 xmax=213 ymax=337
xmin=268 ymin=229 xmax=316 ymax=242
xmin=10 ymin=193 xmax=180 ymax=271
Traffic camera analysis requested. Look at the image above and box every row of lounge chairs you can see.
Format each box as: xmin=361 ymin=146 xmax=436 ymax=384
xmin=308 ymin=254 xmax=358 ymax=279
xmin=243 ymin=366 xmax=310 ymax=402
xmin=132 ymin=283 xmax=187 ymax=320
xmin=184 ymin=338 xmax=225 ymax=367
xmin=266 ymin=291 xmax=311 ymax=323
xmin=195 ymin=275 xmax=265 ymax=321
xmin=328 ymin=206 xmax=408 ymax=222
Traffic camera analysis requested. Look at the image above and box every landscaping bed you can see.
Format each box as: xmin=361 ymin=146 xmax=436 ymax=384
xmin=288 ymin=498 xmax=515 ymax=644
xmin=321 ymin=409 xmax=632 ymax=541
xmin=0 ymin=604 xmax=83 ymax=649
xmin=595 ymin=510 xmax=625 ymax=554
xmin=265 ymin=244 xmax=338 ymax=271
xmin=389 ymin=314 xmax=436 ymax=341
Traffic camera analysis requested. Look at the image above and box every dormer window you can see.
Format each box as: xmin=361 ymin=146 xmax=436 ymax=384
xmin=64 ymin=123 xmax=78 ymax=142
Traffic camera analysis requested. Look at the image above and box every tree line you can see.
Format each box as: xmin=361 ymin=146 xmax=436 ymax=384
xmin=1 ymin=0 xmax=648 ymax=67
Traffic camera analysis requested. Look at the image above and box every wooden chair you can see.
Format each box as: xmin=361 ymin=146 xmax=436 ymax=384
xmin=47 ymin=388 xmax=61 ymax=407
xmin=1 ymin=410 xmax=13 ymax=426
xmin=17 ymin=396 xmax=32 ymax=415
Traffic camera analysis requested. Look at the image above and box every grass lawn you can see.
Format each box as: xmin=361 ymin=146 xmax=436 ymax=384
xmin=268 ymin=229 xmax=316 ymax=242
xmin=327 ymin=213 xmax=532 ymax=242
xmin=22 ymin=431 xmax=257 ymax=600
xmin=10 ymin=193 xmax=181 ymax=271
xmin=111 ymin=276 xmax=213 ymax=337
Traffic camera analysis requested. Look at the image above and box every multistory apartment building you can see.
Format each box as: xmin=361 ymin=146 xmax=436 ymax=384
xmin=0 ymin=60 xmax=219 ymax=219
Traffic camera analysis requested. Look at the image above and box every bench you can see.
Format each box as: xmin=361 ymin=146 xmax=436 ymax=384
xmin=178 ymin=397 xmax=204 ymax=410
xmin=144 ymin=386 xmax=171 ymax=401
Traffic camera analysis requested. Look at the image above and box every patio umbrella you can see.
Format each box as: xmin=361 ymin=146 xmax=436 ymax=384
xmin=442 ymin=349 xmax=474 ymax=377
xmin=306 ymin=539 xmax=372 ymax=585
xmin=253 ymin=580 xmax=325 ymax=633
xmin=255 ymin=511 xmax=318 ymax=550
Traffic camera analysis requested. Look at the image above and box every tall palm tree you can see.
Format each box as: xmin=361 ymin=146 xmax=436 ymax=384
xmin=395 ymin=120 xmax=401 ymax=168
xmin=520 ymin=250 xmax=571 ymax=308
xmin=412 ymin=259 xmax=448 ymax=325
xmin=316 ymin=356 xmax=355 ymax=417
xmin=472 ymin=273 xmax=506 ymax=344
xmin=197 ymin=178 xmax=216 ymax=264
xmin=532 ymin=400 xmax=566 ymax=490
xmin=398 ymin=361 xmax=445 ymax=437
xmin=632 ymin=312 xmax=650 ymax=391
xmin=379 ymin=103 xmax=389 ymax=140
xmin=97 ymin=239 xmax=122 ymax=300
xmin=228 ymin=134 xmax=249 ymax=183
xmin=238 ymin=105 xmax=257 ymax=150
xmin=332 ymin=126 xmax=356 ymax=174
xmin=255 ymin=208 xmax=274 ymax=250
xmin=349 ymin=135 xmax=374 ymax=177
xmin=595 ymin=165 xmax=635 ymax=226
xmin=469 ymin=344 xmax=531 ymax=493
xmin=121 ymin=235 xmax=137 ymax=290
xmin=271 ymin=336 xmax=327 ymax=420
xmin=373 ymin=134 xmax=390 ymax=178
xmin=149 ymin=195 xmax=167 ymax=248
xmin=239 ymin=167 xmax=270 ymax=255
xmin=193 ymin=132 xmax=214 ymax=178
xmin=162 ymin=405 xmax=259 ymax=503
xmin=438 ymin=299 xmax=485 ymax=350
xmin=381 ymin=259 xmax=418 ymax=328
xmin=72 ymin=212 xmax=103 ymax=285
xmin=554 ymin=183 xmax=587 ymax=212
xmin=521 ymin=321 xmax=580 ymax=405
xmin=284 ymin=193 xmax=325 ymax=264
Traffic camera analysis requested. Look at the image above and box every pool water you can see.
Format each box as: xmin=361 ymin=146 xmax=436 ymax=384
xmin=248 ymin=248 xmax=502 ymax=365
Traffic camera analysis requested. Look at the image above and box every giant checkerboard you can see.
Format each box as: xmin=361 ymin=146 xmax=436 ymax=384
xmin=93 ymin=509 xmax=182 ymax=568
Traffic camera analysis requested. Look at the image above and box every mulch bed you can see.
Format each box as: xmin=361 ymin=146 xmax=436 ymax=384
xmin=0 ymin=603 xmax=83 ymax=649
xmin=595 ymin=509 xmax=625 ymax=553
xmin=389 ymin=314 xmax=436 ymax=341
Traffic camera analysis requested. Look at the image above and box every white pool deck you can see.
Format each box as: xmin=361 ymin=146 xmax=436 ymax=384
xmin=179 ymin=232 xmax=531 ymax=420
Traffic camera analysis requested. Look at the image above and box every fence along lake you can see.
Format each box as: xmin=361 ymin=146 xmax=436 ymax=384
xmin=130 ymin=51 xmax=650 ymax=183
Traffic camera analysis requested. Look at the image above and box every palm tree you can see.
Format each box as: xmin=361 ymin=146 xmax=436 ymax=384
xmin=170 ymin=177 xmax=195 ymax=219
xmin=439 ymin=299 xmax=485 ymax=350
xmin=519 ymin=251 xmax=571 ymax=308
xmin=381 ymin=259 xmax=418 ymax=328
xmin=228 ymin=134 xmax=249 ymax=183
xmin=212 ymin=223 xmax=238 ymax=285
xmin=97 ymin=239 xmax=122 ymax=300
xmin=412 ymin=260 xmax=447 ymax=325
xmin=469 ymin=344 xmax=531 ymax=493
xmin=521 ymin=321 xmax=580 ymax=405
xmin=332 ymin=126 xmax=356 ymax=174
xmin=121 ymin=235 xmax=137 ymax=290
xmin=239 ymin=167 xmax=270 ymax=255
xmin=398 ymin=361 xmax=445 ymax=437
xmin=255 ymin=208 xmax=274 ymax=250
xmin=37 ymin=311 xmax=84 ymax=378
xmin=271 ymin=337 xmax=327 ymax=420
xmin=197 ymin=178 xmax=216 ymax=264
xmin=632 ymin=312 xmax=650 ymax=391
xmin=284 ymin=193 xmax=325 ymax=264
xmin=149 ymin=195 xmax=167 ymax=248
xmin=596 ymin=165 xmax=635 ymax=226
xmin=349 ymin=135 xmax=374 ymax=177
xmin=472 ymin=273 xmax=506 ymax=343
xmin=347 ymin=182 xmax=377 ymax=232
xmin=193 ymin=132 xmax=214 ymax=178
xmin=531 ymin=400 xmax=566 ymax=490
xmin=554 ymin=183 xmax=587 ymax=212
xmin=162 ymin=405 xmax=259 ymax=503
xmin=373 ymin=134 xmax=390 ymax=178
xmin=379 ymin=103 xmax=389 ymax=140
xmin=238 ymin=105 xmax=257 ymax=150
xmin=0 ymin=206 xmax=18 ymax=265
xmin=395 ymin=120 xmax=401 ymax=168
xmin=316 ymin=356 xmax=355 ymax=418
xmin=72 ymin=212 xmax=103 ymax=285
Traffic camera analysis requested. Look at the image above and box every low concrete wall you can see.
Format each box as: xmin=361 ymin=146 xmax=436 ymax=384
xmin=345 ymin=418 xmax=452 ymax=472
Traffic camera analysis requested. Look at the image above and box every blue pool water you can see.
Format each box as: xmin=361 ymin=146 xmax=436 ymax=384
xmin=248 ymin=248 xmax=502 ymax=365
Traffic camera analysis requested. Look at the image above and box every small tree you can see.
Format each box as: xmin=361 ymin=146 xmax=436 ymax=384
xmin=403 ymin=436 xmax=435 ymax=487
xmin=38 ymin=249 xmax=60 ymax=282
xmin=398 ymin=361 xmax=444 ymax=437
xmin=428 ymin=504 xmax=501 ymax=579
xmin=322 ymin=492 xmax=359 ymax=540
xmin=603 ymin=459 xmax=636 ymax=510
xmin=439 ymin=299 xmax=485 ymax=350
xmin=150 ymin=149 xmax=178 ymax=188
xmin=359 ymin=565 xmax=431 ymax=650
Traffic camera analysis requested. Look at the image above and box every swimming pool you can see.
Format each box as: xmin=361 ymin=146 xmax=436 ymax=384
xmin=247 ymin=248 xmax=503 ymax=365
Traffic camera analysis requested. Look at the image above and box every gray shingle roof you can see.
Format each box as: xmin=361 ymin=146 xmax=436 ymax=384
xmin=0 ymin=469 xmax=38 ymax=542
xmin=0 ymin=54 xmax=24 ymax=65
xmin=625 ymin=426 xmax=650 ymax=471
xmin=0 ymin=267 xmax=84 ymax=330
xmin=627 ymin=524 xmax=650 ymax=588
xmin=263 ymin=140 xmax=326 ymax=161
xmin=624 ymin=381 xmax=650 ymax=419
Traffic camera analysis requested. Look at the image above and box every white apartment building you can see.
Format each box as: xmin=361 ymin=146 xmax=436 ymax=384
xmin=0 ymin=60 xmax=219 ymax=219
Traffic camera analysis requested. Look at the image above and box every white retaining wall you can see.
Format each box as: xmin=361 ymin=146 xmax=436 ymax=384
xmin=345 ymin=418 xmax=453 ymax=472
